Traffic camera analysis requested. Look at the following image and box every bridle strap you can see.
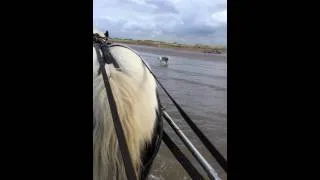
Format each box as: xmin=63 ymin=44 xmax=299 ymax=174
xmin=100 ymin=43 xmax=120 ymax=68
xmin=94 ymin=40 xmax=137 ymax=180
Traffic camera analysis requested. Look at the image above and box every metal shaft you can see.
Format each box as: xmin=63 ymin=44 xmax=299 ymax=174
xmin=163 ymin=110 xmax=221 ymax=180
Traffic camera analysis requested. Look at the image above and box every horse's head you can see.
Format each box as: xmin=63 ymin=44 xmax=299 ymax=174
xmin=93 ymin=33 xmax=162 ymax=180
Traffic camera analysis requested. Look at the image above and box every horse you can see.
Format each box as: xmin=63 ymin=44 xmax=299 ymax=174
xmin=93 ymin=30 xmax=162 ymax=180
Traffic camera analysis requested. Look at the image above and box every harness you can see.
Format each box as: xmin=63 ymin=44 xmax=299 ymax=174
xmin=93 ymin=33 xmax=163 ymax=180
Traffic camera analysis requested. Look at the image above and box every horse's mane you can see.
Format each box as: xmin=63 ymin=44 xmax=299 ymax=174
xmin=93 ymin=36 xmax=158 ymax=180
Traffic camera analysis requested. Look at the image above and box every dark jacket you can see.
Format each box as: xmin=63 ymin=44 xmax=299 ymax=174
xmin=104 ymin=31 xmax=109 ymax=38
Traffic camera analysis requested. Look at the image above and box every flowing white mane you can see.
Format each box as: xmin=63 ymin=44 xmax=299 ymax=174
xmin=93 ymin=29 xmax=159 ymax=180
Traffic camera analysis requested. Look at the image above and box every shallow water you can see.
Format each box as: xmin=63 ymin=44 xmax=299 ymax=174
xmin=127 ymin=44 xmax=227 ymax=180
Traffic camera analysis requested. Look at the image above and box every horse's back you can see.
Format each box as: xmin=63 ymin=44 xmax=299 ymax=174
xmin=93 ymin=42 xmax=159 ymax=180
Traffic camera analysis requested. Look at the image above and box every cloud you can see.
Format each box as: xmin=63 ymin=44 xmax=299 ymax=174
xmin=145 ymin=0 xmax=179 ymax=14
xmin=93 ymin=0 xmax=227 ymax=45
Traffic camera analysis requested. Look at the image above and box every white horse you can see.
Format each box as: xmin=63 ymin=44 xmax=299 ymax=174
xmin=93 ymin=30 xmax=160 ymax=180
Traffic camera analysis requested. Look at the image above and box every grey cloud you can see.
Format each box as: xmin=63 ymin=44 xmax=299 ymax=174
xmin=145 ymin=0 xmax=179 ymax=14
xmin=94 ymin=0 xmax=227 ymax=45
xmin=116 ymin=0 xmax=178 ymax=14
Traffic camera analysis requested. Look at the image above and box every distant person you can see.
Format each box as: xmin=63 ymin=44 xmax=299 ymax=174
xmin=104 ymin=30 xmax=112 ymax=44
xmin=104 ymin=30 xmax=109 ymax=39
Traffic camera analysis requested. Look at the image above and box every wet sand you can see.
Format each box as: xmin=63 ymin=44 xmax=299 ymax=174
xmin=117 ymin=44 xmax=227 ymax=62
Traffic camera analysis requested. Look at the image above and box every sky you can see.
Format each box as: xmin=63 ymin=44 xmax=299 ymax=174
xmin=93 ymin=0 xmax=227 ymax=46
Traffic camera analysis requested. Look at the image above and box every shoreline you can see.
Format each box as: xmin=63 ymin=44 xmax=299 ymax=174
xmin=121 ymin=43 xmax=227 ymax=62
xmin=109 ymin=38 xmax=227 ymax=55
